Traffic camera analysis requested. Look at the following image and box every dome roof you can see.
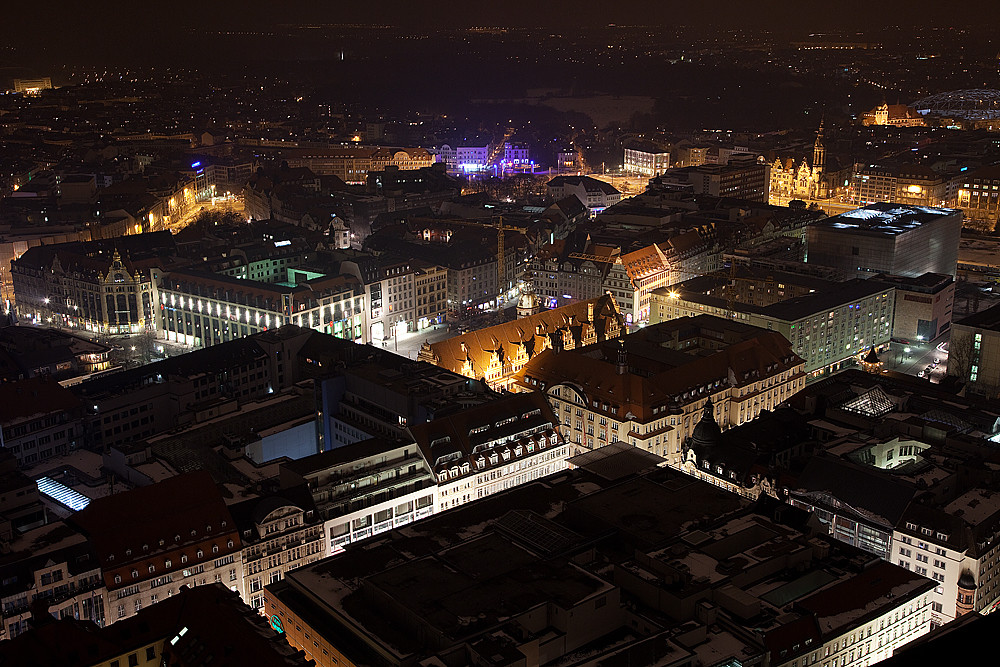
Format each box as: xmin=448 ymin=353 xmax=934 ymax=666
xmin=690 ymin=398 xmax=722 ymax=449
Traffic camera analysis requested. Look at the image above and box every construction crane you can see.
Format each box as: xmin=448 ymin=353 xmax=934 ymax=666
xmin=439 ymin=216 xmax=525 ymax=310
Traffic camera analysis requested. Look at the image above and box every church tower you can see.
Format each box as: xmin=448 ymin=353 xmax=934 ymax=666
xmin=812 ymin=118 xmax=826 ymax=174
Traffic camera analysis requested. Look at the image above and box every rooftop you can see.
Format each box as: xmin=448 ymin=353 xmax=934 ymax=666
xmin=811 ymin=203 xmax=959 ymax=237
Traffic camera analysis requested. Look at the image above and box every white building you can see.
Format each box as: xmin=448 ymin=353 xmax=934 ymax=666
xmin=546 ymin=175 xmax=622 ymax=216
xmin=894 ymin=488 xmax=1000 ymax=626
xmin=624 ymin=146 xmax=671 ymax=177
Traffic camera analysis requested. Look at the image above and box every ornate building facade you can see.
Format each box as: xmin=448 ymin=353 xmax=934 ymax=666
xmin=419 ymin=294 xmax=623 ymax=390
xmin=768 ymin=121 xmax=828 ymax=202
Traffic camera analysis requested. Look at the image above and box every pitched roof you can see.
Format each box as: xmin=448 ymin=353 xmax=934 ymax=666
xmin=0 ymin=377 xmax=81 ymax=423
xmin=424 ymin=294 xmax=622 ymax=380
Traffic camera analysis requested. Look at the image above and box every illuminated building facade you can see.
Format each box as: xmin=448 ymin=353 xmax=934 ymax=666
xmin=546 ymin=175 xmax=622 ymax=215
xmin=948 ymin=303 xmax=1000 ymax=396
xmin=624 ymin=145 xmax=671 ymax=177
xmin=157 ymin=269 xmax=366 ymax=348
xmin=419 ymin=295 xmax=623 ymax=390
xmin=861 ymin=102 xmax=926 ymax=127
xmin=232 ymin=491 xmax=325 ymax=612
xmin=12 ymin=78 xmax=52 ymax=94
xmin=955 ymin=165 xmax=1000 ymax=231
xmin=11 ymin=234 xmax=173 ymax=335
xmin=849 ymin=164 xmax=948 ymax=207
xmin=69 ymin=472 xmax=243 ymax=625
xmin=806 ymin=203 xmax=962 ymax=279
xmin=516 ymin=315 xmax=806 ymax=467
xmin=651 ymin=277 xmax=895 ymax=377
xmin=893 ymin=491 xmax=1000 ymax=626
xmin=768 ymin=121 xmax=829 ymax=202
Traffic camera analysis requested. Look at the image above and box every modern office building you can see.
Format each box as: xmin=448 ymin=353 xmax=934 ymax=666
xmin=955 ymin=164 xmax=1000 ymax=231
xmin=948 ymin=302 xmax=1000 ymax=395
xmin=806 ymin=203 xmax=962 ymax=279
xmin=651 ymin=276 xmax=896 ymax=377
xmin=657 ymin=154 xmax=771 ymax=203
xmin=849 ymin=164 xmax=949 ymax=207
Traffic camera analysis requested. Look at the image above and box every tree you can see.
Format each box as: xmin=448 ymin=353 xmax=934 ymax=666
xmin=132 ymin=330 xmax=158 ymax=362
xmin=948 ymin=330 xmax=975 ymax=384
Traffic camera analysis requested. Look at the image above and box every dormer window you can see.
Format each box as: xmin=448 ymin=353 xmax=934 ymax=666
xmin=125 ymin=549 xmax=132 ymax=557
xmin=212 ymin=545 xmax=219 ymax=553
xmin=131 ymin=569 xmax=139 ymax=579
xmin=114 ymin=575 xmax=121 ymax=584
xmin=165 ymin=560 xmax=172 ymax=568
xmin=181 ymin=555 xmax=188 ymax=564
xmin=227 ymin=540 xmax=234 ymax=548
xmin=148 ymin=565 xmax=155 ymax=573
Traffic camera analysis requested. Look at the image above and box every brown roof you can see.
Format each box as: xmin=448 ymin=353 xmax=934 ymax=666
xmin=70 ymin=471 xmax=240 ymax=589
xmin=516 ymin=315 xmax=804 ymax=422
xmin=0 ymin=377 xmax=81 ymax=423
xmin=425 ymin=294 xmax=622 ymax=380
xmin=409 ymin=392 xmax=559 ymax=481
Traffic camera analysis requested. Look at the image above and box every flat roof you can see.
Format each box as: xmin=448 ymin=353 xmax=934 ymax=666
xmin=812 ymin=203 xmax=959 ymax=237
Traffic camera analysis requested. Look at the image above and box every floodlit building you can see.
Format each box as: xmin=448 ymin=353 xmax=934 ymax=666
xmin=955 ymin=164 xmax=1000 ymax=232
xmin=418 ymin=294 xmax=623 ymax=390
xmin=624 ymin=144 xmax=671 ymax=177
xmin=69 ymin=472 xmax=243 ymax=624
xmin=849 ymin=164 xmax=948 ymax=207
xmin=651 ymin=275 xmax=896 ymax=377
xmin=11 ymin=233 xmax=175 ymax=334
xmin=806 ymin=203 xmax=962 ymax=279
xmin=516 ymin=314 xmax=805 ymax=466
xmin=546 ymin=175 xmax=622 ymax=215
xmin=263 ymin=448 xmax=933 ymax=667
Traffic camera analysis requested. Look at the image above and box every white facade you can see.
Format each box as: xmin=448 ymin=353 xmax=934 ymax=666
xmin=437 ymin=433 xmax=569 ymax=511
xmin=773 ymin=588 xmax=933 ymax=667
xmin=624 ymin=147 xmax=670 ymax=177
xmin=242 ymin=504 xmax=325 ymax=611
xmin=325 ymin=487 xmax=436 ymax=556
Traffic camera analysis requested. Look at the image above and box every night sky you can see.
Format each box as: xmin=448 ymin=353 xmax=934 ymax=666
xmin=8 ymin=0 xmax=1000 ymax=47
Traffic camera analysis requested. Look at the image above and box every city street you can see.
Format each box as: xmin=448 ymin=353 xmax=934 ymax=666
xmin=884 ymin=335 xmax=949 ymax=383
xmin=379 ymin=323 xmax=454 ymax=360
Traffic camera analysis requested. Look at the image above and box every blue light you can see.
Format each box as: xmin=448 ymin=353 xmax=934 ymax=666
xmin=191 ymin=161 xmax=201 ymax=168
xmin=37 ymin=477 xmax=91 ymax=511
xmin=961 ymin=167 xmax=969 ymax=172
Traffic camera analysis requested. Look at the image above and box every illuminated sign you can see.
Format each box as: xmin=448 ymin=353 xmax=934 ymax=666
xmin=269 ymin=614 xmax=284 ymax=633
xmin=191 ymin=161 xmax=201 ymax=168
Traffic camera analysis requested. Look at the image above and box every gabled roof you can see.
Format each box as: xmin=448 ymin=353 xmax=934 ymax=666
xmin=424 ymin=294 xmax=622 ymax=380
